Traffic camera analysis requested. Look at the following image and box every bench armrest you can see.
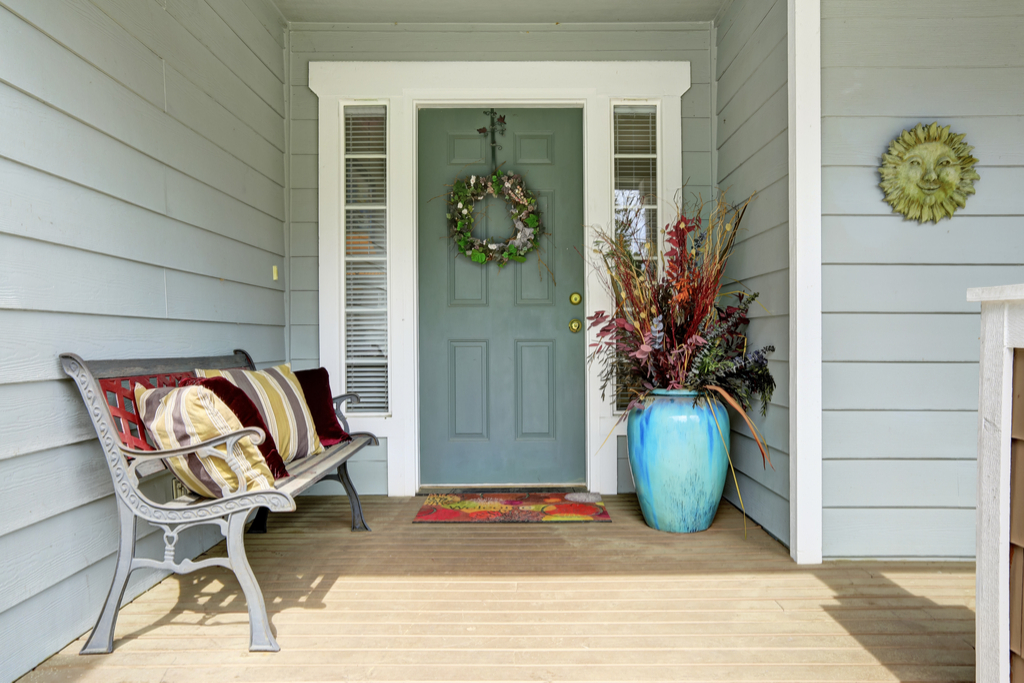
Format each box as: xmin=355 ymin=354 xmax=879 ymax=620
xmin=118 ymin=427 xmax=265 ymax=459
xmin=332 ymin=393 xmax=360 ymax=433
xmin=120 ymin=427 xmax=266 ymax=496
xmin=329 ymin=394 xmax=379 ymax=445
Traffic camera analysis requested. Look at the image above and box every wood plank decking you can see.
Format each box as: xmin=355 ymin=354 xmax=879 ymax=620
xmin=20 ymin=495 xmax=975 ymax=682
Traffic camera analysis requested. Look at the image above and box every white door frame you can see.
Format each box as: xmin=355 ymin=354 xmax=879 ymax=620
xmin=311 ymin=61 xmax=689 ymax=496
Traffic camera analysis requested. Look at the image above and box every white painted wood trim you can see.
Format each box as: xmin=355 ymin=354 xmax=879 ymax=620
xmin=283 ymin=27 xmax=292 ymax=363
xmin=969 ymin=284 xmax=1024 ymax=303
xmin=973 ymin=289 xmax=1024 ymax=683
xmin=788 ymin=0 xmax=823 ymax=565
xmin=311 ymin=62 xmax=689 ymax=496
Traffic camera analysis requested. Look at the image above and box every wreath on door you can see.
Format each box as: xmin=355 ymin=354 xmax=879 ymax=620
xmin=448 ymin=169 xmax=542 ymax=267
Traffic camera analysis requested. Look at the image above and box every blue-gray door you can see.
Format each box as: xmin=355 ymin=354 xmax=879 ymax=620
xmin=418 ymin=108 xmax=585 ymax=486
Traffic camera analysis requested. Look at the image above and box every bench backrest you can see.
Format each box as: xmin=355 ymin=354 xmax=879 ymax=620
xmin=60 ymin=350 xmax=258 ymax=497
xmin=75 ymin=351 xmax=257 ymax=451
xmin=100 ymin=372 xmax=197 ymax=450
xmin=62 ymin=350 xmax=277 ymax=518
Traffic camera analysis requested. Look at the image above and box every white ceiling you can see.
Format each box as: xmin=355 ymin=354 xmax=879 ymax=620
xmin=272 ymin=0 xmax=729 ymax=24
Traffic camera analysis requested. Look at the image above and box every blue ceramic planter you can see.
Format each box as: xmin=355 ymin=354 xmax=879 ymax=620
xmin=626 ymin=389 xmax=730 ymax=533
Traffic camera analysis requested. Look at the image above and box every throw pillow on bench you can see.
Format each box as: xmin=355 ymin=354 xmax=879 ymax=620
xmin=134 ymin=383 xmax=275 ymax=499
xmin=294 ymin=367 xmax=352 ymax=446
xmin=180 ymin=376 xmax=290 ymax=480
xmin=134 ymin=364 xmax=351 ymax=500
xmin=195 ymin=365 xmax=324 ymax=465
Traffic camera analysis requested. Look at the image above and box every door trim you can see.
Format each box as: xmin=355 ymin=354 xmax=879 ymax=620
xmin=311 ymin=62 xmax=689 ymax=496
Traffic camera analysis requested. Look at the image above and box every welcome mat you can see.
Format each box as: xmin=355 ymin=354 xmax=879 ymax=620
xmin=413 ymin=492 xmax=611 ymax=523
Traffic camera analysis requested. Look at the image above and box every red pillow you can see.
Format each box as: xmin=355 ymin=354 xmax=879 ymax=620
xmin=294 ymin=367 xmax=351 ymax=446
xmin=180 ymin=376 xmax=289 ymax=479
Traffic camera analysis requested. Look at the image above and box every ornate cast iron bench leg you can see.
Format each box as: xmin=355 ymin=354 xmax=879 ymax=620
xmin=81 ymin=498 xmax=137 ymax=655
xmin=227 ymin=511 xmax=279 ymax=651
xmin=337 ymin=461 xmax=370 ymax=532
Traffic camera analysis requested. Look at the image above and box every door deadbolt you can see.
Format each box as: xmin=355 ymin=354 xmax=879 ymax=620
xmin=570 ymin=292 xmax=582 ymax=305
xmin=569 ymin=319 xmax=582 ymax=333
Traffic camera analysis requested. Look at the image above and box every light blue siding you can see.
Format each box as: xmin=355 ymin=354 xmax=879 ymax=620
xmin=715 ymin=0 xmax=791 ymax=545
xmin=820 ymin=0 xmax=1024 ymax=558
xmin=0 ymin=0 xmax=286 ymax=679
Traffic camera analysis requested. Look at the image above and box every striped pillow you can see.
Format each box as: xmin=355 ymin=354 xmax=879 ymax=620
xmin=194 ymin=364 xmax=324 ymax=464
xmin=134 ymin=384 xmax=275 ymax=499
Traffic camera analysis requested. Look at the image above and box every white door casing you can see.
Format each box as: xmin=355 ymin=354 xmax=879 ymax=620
xmin=311 ymin=62 xmax=689 ymax=496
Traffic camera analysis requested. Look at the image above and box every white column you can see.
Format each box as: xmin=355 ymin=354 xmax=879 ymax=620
xmin=968 ymin=284 xmax=1024 ymax=683
xmin=788 ymin=0 xmax=823 ymax=564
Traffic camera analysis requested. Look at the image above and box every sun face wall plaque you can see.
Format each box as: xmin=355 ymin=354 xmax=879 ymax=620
xmin=878 ymin=122 xmax=980 ymax=223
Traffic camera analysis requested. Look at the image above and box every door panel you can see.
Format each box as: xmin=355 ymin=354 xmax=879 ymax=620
xmin=517 ymin=340 xmax=555 ymax=440
xmin=449 ymin=340 xmax=488 ymax=440
xmin=418 ymin=108 xmax=585 ymax=486
xmin=515 ymin=192 xmax=555 ymax=305
xmin=449 ymin=249 xmax=487 ymax=306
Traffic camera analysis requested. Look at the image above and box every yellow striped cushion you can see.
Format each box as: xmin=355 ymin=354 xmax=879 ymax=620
xmin=194 ymin=365 xmax=324 ymax=464
xmin=134 ymin=384 xmax=275 ymax=499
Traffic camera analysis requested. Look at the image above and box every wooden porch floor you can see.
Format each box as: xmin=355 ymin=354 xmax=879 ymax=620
xmin=21 ymin=495 xmax=975 ymax=682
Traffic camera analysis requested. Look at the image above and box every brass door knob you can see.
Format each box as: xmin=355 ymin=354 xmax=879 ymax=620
xmin=570 ymin=292 xmax=582 ymax=305
xmin=569 ymin=319 xmax=582 ymax=333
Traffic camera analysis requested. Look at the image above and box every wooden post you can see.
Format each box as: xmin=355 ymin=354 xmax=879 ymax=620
xmin=788 ymin=0 xmax=823 ymax=565
xmin=969 ymin=284 xmax=1024 ymax=683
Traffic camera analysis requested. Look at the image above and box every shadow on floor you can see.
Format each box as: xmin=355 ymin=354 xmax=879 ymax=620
xmin=817 ymin=564 xmax=975 ymax=680
xmin=23 ymin=494 xmax=975 ymax=682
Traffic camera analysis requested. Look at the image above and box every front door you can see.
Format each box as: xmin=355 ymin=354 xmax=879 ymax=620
xmin=418 ymin=108 xmax=585 ymax=486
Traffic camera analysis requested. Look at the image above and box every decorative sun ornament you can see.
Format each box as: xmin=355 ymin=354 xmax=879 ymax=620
xmin=879 ymin=122 xmax=980 ymax=223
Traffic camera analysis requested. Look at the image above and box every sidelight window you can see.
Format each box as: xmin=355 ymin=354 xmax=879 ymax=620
xmin=342 ymin=105 xmax=389 ymax=413
xmin=613 ymin=106 xmax=659 ymax=256
xmin=612 ymin=105 xmax=659 ymax=410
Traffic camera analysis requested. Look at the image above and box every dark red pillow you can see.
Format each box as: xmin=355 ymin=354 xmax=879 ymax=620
xmin=180 ymin=376 xmax=289 ymax=479
xmin=294 ymin=367 xmax=351 ymax=446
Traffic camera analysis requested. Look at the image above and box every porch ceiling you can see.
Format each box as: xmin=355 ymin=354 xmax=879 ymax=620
xmin=21 ymin=495 xmax=976 ymax=682
xmin=271 ymin=0 xmax=730 ymax=24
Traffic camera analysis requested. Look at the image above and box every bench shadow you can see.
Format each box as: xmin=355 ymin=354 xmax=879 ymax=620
xmin=107 ymin=509 xmax=349 ymax=650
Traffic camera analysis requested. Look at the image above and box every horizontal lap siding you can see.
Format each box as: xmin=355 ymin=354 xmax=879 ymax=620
xmin=714 ymin=0 xmax=790 ymax=544
xmin=0 ymin=1 xmax=286 ymax=679
xmin=283 ymin=22 xmax=714 ymax=497
xmin=820 ymin=0 xmax=1023 ymax=558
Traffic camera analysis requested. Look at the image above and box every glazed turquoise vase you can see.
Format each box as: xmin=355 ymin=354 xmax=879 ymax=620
xmin=626 ymin=389 xmax=730 ymax=533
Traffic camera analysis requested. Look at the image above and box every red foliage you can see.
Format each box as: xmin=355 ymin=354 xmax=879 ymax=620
xmin=587 ymin=193 xmax=750 ymax=408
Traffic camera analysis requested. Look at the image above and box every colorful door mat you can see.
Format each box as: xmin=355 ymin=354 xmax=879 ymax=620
xmin=413 ymin=492 xmax=611 ymax=523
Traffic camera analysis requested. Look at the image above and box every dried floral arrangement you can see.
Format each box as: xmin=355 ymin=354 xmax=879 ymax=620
xmin=448 ymin=169 xmax=542 ymax=266
xmin=587 ymin=193 xmax=776 ymax=466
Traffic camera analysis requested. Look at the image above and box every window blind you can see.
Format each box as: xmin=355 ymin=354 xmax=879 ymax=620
xmin=613 ymin=107 xmax=658 ymax=255
xmin=613 ymin=106 xmax=658 ymax=410
xmin=343 ymin=106 xmax=388 ymax=413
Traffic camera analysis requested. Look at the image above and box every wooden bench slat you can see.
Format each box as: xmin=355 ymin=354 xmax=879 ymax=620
xmin=278 ymin=436 xmax=372 ymax=498
xmin=160 ymin=436 xmax=372 ymax=508
xmin=283 ymin=435 xmax=370 ymax=478
xmin=81 ymin=351 xmax=253 ymax=379
xmin=135 ymin=459 xmax=168 ymax=478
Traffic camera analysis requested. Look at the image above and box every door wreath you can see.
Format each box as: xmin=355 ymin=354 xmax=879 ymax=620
xmin=448 ymin=169 xmax=542 ymax=267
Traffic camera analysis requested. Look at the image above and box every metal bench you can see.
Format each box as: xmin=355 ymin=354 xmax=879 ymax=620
xmin=60 ymin=350 xmax=377 ymax=654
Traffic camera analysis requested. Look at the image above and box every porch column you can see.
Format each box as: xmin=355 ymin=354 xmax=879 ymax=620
xmin=788 ymin=0 xmax=823 ymax=564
